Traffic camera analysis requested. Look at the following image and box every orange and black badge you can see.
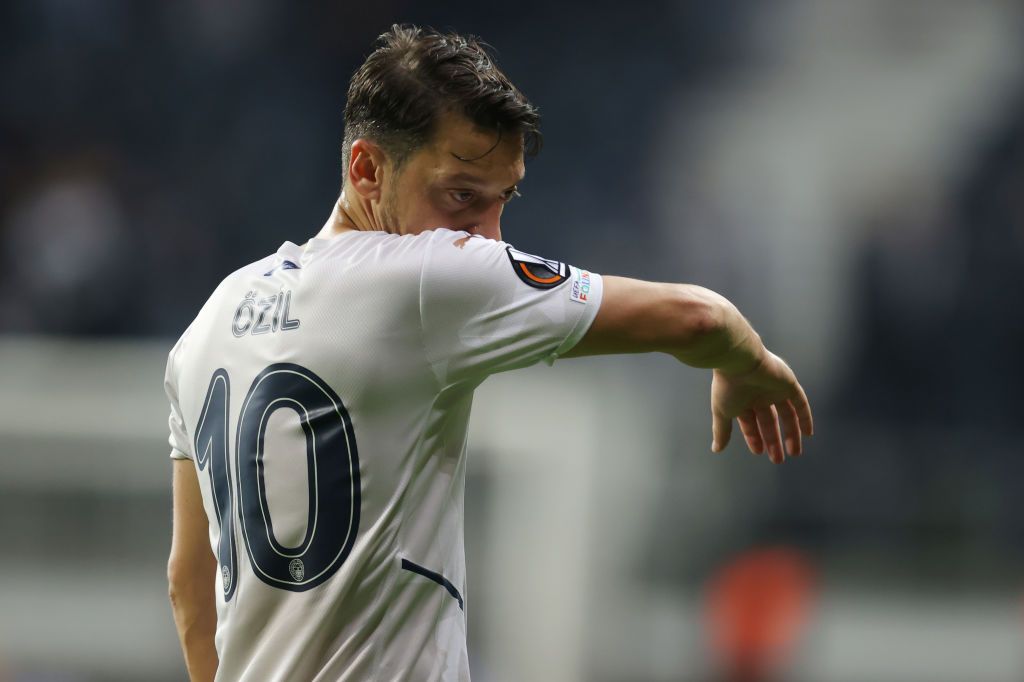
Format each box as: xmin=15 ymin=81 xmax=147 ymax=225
xmin=506 ymin=246 xmax=570 ymax=289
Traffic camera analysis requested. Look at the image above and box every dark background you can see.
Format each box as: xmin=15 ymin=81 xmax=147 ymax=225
xmin=2 ymin=1 xmax=1023 ymax=680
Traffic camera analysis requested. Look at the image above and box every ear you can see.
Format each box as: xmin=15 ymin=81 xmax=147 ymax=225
xmin=346 ymin=139 xmax=387 ymax=201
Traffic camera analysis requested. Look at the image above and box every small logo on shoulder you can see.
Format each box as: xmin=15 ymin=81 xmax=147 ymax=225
xmin=506 ymin=246 xmax=570 ymax=289
xmin=264 ymin=260 xmax=300 ymax=277
xmin=569 ymin=268 xmax=592 ymax=304
xmin=288 ymin=559 xmax=305 ymax=582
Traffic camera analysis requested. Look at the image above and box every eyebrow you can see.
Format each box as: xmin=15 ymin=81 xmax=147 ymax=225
xmin=442 ymin=171 xmax=525 ymax=188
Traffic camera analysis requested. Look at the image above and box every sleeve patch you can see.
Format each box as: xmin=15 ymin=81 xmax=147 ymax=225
xmin=506 ymin=246 xmax=571 ymax=289
xmin=568 ymin=267 xmax=593 ymax=304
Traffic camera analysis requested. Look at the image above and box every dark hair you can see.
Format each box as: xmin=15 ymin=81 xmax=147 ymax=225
xmin=341 ymin=24 xmax=542 ymax=177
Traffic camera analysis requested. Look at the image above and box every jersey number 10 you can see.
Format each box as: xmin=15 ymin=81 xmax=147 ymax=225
xmin=193 ymin=363 xmax=361 ymax=599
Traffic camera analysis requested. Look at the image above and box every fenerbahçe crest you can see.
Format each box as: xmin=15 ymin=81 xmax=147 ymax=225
xmin=505 ymin=246 xmax=570 ymax=290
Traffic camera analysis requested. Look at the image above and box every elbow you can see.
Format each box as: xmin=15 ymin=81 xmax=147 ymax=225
xmin=669 ymin=285 xmax=726 ymax=345
xmin=167 ymin=555 xmax=197 ymax=609
xmin=167 ymin=538 xmax=218 ymax=608
xmin=168 ymin=550 xmax=218 ymax=608
xmin=686 ymin=298 xmax=722 ymax=341
xmin=659 ymin=285 xmax=738 ymax=365
xmin=168 ymin=558 xmax=183 ymax=606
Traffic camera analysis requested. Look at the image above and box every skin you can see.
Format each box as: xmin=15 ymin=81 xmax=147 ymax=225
xmin=318 ymin=108 xmax=813 ymax=461
xmin=169 ymin=459 xmax=219 ymax=682
xmin=170 ymin=108 xmax=814 ymax=681
xmin=318 ymin=110 xmax=524 ymax=242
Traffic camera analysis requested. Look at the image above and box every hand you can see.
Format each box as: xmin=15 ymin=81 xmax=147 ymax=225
xmin=710 ymin=349 xmax=814 ymax=463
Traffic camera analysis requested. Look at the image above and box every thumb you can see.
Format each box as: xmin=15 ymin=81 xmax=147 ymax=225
xmin=712 ymin=409 xmax=732 ymax=453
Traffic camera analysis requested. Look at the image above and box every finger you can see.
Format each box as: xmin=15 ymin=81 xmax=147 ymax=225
xmin=711 ymin=408 xmax=732 ymax=453
xmin=793 ymin=381 xmax=814 ymax=436
xmin=755 ymin=405 xmax=785 ymax=464
xmin=737 ymin=410 xmax=764 ymax=455
xmin=780 ymin=400 xmax=802 ymax=456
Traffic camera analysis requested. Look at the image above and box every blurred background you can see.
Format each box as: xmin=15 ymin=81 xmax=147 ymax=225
xmin=2 ymin=0 xmax=1023 ymax=680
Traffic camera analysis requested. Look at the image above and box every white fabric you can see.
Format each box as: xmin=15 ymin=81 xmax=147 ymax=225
xmin=163 ymin=228 xmax=603 ymax=681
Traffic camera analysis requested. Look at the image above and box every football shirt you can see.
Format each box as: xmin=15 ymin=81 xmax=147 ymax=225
xmin=164 ymin=228 xmax=602 ymax=681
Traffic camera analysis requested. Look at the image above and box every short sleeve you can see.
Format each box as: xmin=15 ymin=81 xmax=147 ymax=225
xmin=419 ymin=230 xmax=603 ymax=386
xmin=164 ymin=332 xmax=192 ymax=461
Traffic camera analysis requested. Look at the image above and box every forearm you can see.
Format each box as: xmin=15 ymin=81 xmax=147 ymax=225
xmin=563 ymin=276 xmax=766 ymax=369
xmin=169 ymin=574 xmax=219 ymax=681
xmin=668 ymin=285 xmax=765 ymax=375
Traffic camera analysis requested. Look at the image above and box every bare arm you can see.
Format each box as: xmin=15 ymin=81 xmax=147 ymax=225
xmin=168 ymin=459 xmax=219 ymax=681
xmin=564 ymin=275 xmax=814 ymax=463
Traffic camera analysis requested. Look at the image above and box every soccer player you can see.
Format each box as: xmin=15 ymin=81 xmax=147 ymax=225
xmin=165 ymin=25 xmax=813 ymax=682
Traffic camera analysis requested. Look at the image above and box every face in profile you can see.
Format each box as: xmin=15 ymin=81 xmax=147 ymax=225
xmin=379 ymin=112 xmax=526 ymax=241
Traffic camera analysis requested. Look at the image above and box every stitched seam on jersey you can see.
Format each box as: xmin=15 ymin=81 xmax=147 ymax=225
xmin=366 ymin=389 xmax=450 ymax=674
xmin=417 ymin=234 xmax=447 ymax=391
xmin=366 ymin=551 xmax=408 ymax=676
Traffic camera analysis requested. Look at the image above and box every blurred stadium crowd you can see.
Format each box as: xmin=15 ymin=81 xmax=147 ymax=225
xmin=4 ymin=0 xmax=1023 ymax=524
xmin=2 ymin=1 xmax=1024 ymax=680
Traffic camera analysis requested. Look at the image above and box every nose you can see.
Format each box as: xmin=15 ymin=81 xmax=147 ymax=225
xmin=463 ymin=201 xmax=503 ymax=241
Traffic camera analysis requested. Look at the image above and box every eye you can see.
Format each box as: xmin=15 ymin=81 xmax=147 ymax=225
xmin=450 ymin=190 xmax=475 ymax=204
xmin=500 ymin=188 xmax=522 ymax=203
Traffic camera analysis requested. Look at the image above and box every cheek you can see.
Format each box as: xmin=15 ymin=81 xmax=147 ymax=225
xmin=399 ymin=191 xmax=459 ymax=229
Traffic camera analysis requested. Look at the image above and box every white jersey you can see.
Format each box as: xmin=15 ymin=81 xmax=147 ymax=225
xmin=163 ymin=227 xmax=603 ymax=681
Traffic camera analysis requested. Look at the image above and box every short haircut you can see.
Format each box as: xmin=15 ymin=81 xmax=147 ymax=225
xmin=341 ymin=24 xmax=542 ymax=178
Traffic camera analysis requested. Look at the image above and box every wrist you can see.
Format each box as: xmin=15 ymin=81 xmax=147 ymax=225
xmin=714 ymin=309 xmax=766 ymax=377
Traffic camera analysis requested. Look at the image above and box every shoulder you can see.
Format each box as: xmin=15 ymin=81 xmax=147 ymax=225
xmin=423 ymin=228 xmax=503 ymax=251
xmin=302 ymin=229 xmax=472 ymax=270
xmin=167 ymin=249 xmax=277 ymax=350
xmin=314 ymin=228 xmax=511 ymax=277
xmin=377 ymin=228 xmax=502 ymax=258
xmin=421 ymin=230 xmax=574 ymax=292
xmin=419 ymin=228 xmax=512 ymax=269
